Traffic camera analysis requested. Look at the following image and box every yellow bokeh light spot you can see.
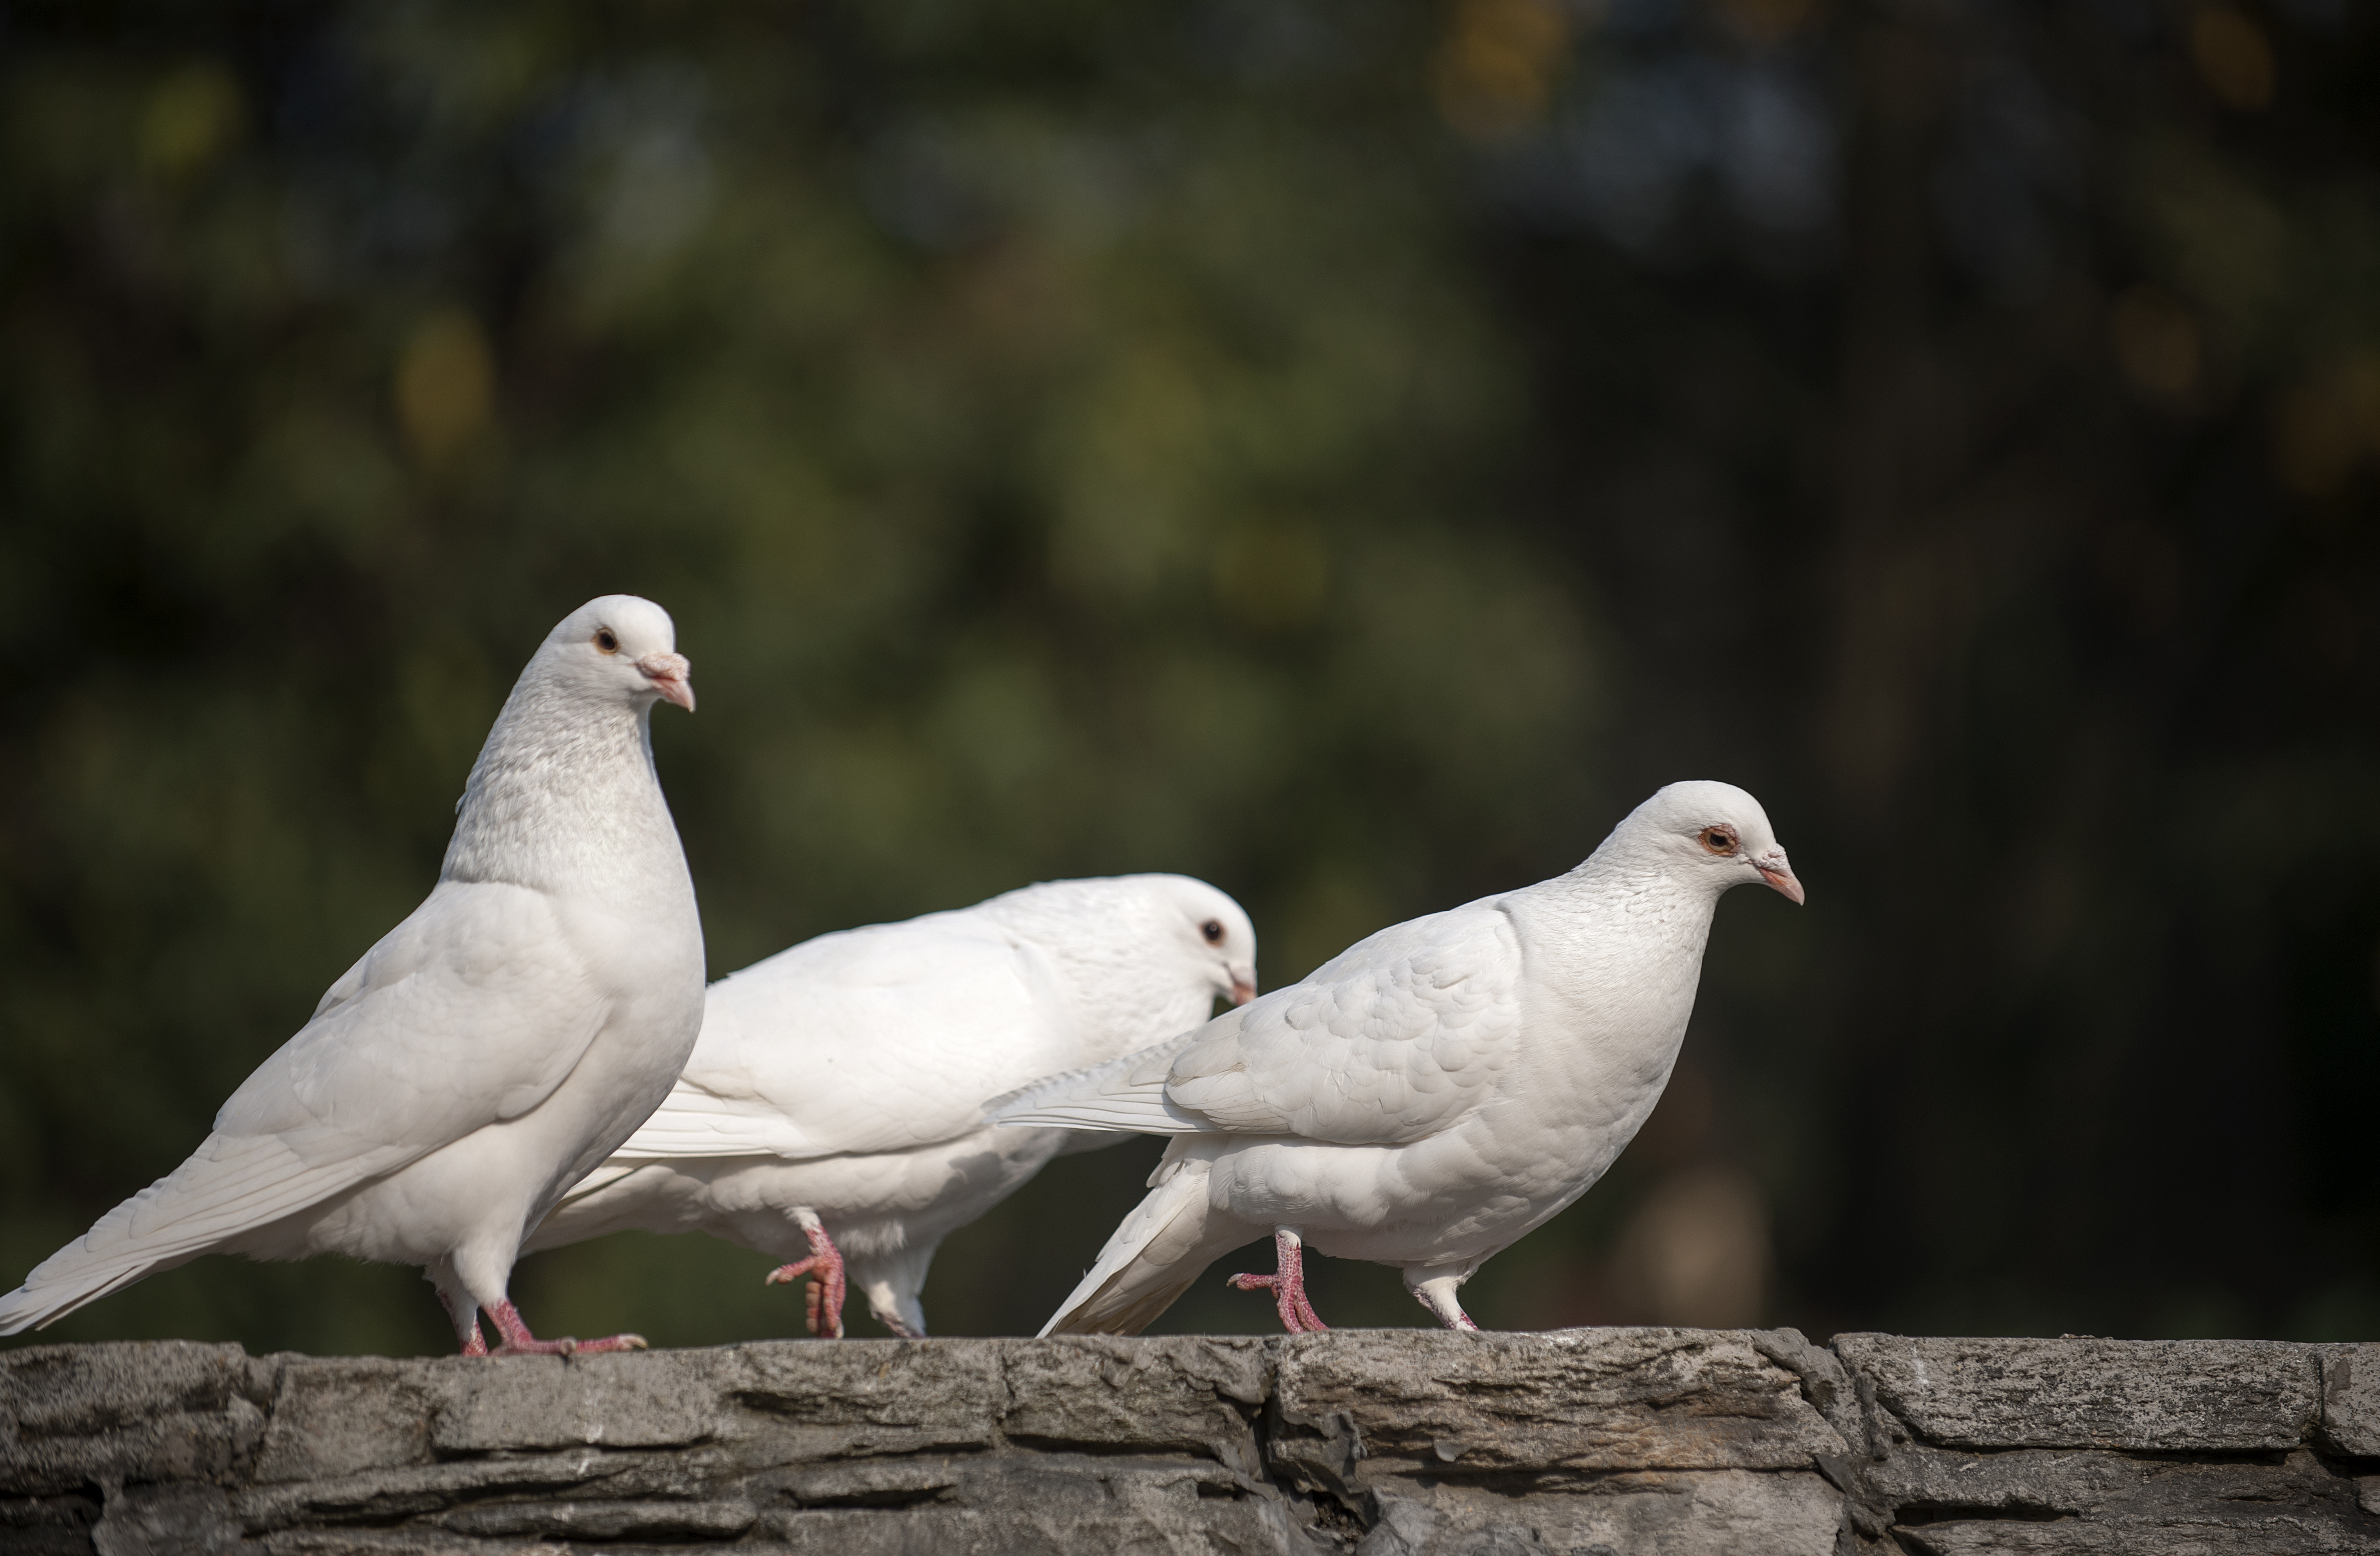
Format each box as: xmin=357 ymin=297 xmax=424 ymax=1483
xmin=2191 ymin=7 xmax=2275 ymax=112
xmin=1213 ymin=524 xmax=1331 ymax=632
xmin=1433 ymin=0 xmax=1575 ymax=144
xmin=395 ymin=310 xmax=496 ymax=468
xmin=141 ymin=63 xmax=243 ymax=179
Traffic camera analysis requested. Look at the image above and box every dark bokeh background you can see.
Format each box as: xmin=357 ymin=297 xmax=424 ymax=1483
xmin=3 ymin=0 xmax=2375 ymax=1356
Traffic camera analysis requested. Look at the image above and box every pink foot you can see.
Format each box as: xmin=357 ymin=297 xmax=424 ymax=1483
xmin=485 ymin=1299 xmax=648 ymax=1357
xmin=765 ymin=1220 xmax=847 ymax=1339
xmin=1227 ymin=1230 xmax=1329 ymax=1334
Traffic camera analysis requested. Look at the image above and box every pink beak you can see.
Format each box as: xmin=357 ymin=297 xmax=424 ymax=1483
xmin=1755 ymin=854 xmax=1805 ymax=906
xmin=1230 ymin=976 xmax=1257 ymax=1007
xmin=637 ymin=651 xmax=696 ymax=712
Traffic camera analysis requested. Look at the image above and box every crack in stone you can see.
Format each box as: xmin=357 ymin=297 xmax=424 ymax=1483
xmin=7 ymin=1330 xmax=2378 ymax=1554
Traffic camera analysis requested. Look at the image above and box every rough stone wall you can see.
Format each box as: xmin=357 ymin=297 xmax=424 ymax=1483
xmin=4 ymin=1329 xmax=2378 ymax=1554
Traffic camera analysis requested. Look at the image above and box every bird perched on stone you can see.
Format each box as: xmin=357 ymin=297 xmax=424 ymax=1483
xmin=0 ymin=596 xmax=705 ymax=1356
xmin=999 ymin=781 xmax=1802 ymax=1336
xmin=525 ymin=875 xmax=1257 ymax=1338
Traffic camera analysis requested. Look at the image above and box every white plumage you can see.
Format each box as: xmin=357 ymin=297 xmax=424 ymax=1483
xmin=525 ymin=874 xmax=1257 ymax=1337
xmin=1000 ymin=781 xmax=1803 ymax=1336
xmin=0 ymin=596 xmax=706 ymax=1355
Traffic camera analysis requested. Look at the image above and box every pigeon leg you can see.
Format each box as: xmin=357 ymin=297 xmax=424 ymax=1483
xmin=765 ymin=1208 xmax=846 ymax=1339
xmin=1227 ymin=1228 xmax=1329 ymax=1334
xmin=486 ymin=1300 xmax=649 ymax=1357
xmin=1407 ymin=1272 xmax=1480 ymax=1332
xmin=860 ymin=1275 xmax=926 ymax=1339
xmin=429 ymin=1262 xmax=489 ymax=1356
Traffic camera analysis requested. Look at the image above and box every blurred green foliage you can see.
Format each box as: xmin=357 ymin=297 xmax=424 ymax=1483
xmin=4 ymin=0 xmax=2378 ymax=1354
xmin=0 ymin=0 xmax=1600 ymax=1352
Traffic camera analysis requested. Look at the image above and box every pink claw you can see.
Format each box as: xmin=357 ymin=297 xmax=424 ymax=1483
xmin=765 ymin=1221 xmax=847 ymax=1339
xmin=484 ymin=1300 xmax=648 ymax=1357
xmin=1227 ymin=1230 xmax=1329 ymax=1334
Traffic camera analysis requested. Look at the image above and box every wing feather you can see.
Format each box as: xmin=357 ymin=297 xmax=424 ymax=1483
xmin=998 ymin=901 xmax=1522 ymax=1147
xmin=1 ymin=877 xmax=613 ymax=1334
xmin=608 ymin=908 xmax=1071 ymax=1163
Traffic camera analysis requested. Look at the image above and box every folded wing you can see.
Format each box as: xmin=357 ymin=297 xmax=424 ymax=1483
xmin=998 ymin=902 xmax=1522 ymax=1147
xmin=605 ymin=909 xmax=1072 ymax=1164
xmin=0 ymin=879 xmax=610 ymax=1333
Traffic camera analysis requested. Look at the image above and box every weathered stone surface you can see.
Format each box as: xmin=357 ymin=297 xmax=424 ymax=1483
xmin=0 ymin=1491 xmax=103 ymax=1556
xmin=1897 ymin=1517 xmax=2380 ymax=1554
xmin=1361 ymin=1471 xmax=1842 ymax=1556
xmin=249 ymin=1358 xmax=440 ymax=1484
xmin=744 ymin=1456 xmax=1320 ymax=1555
xmin=1274 ymin=1328 xmax=1846 ymax=1477
xmin=1 ymin=1342 xmax=268 ymax=1496
xmin=7 ymin=1330 xmax=2378 ymax=1553
xmin=2325 ymin=1346 xmax=2380 ymax=1458
xmin=1002 ymin=1334 xmax=1268 ymax=1473
xmin=1835 ymin=1335 xmax=2320 ymax=1451
xmin=1856 ymin=1441 xmax=2375 ymax=1542
xmin=720 ymin=1337 xmax=1005 ymax=1461
xmin=90 ymin=1482 xmax=247 ymax=1556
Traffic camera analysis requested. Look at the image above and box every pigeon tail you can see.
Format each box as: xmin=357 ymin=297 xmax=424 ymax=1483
xmin=1039 ymin=1156 xmax=1251 ymax=1336
xmin=0 ymin=1132 xmax=399 ymax=1335
xmin=990 ymin=1026 xmax=1212 ymax=1138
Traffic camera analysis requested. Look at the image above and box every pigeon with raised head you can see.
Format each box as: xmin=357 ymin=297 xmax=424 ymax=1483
xmin=0 ymin=596 xmax=706 ymax=1355
xmin=525 ymin=875 xmax=1257 ymax=1338
xmin=999 ymin=782 xmax=1802 ymax=1336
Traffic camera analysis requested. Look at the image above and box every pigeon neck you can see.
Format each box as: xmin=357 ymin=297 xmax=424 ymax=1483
xmin=1506 ymin=840 xmax=1728 ymax=1071
xmin=439 ymin=669 xmax=690 ymax=903
xmin=1555 ymin=835 xmax=1729 ymax=919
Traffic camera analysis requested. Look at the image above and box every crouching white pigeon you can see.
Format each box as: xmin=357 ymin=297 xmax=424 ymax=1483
xmin=0 ymin=596 xmax=706 ymax=1356
xmin=998 ymin=781 xmax=1802 ymax=1336
xmin=523 ymin=875 xmax=1257 ymax=1338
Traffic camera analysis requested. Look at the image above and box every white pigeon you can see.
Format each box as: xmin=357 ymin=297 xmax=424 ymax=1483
xmin=0 ymin=596 xmax=706 ymax=1356
xmin=999 ymin=781 xmax=1802 ymax=1336
xmin=523 ymin=875 xmax=1257 ymax=1338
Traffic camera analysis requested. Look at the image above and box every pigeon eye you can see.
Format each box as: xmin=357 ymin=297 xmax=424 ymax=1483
xmin=1699 ymin=827 xmax=1737 ymax=856
xmin=1201 ymin=919 xmax=1225 ymax=944
xmin=594 ymin=629 xmax=620 ymax=654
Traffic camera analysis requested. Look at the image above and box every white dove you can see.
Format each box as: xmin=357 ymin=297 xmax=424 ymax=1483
xmin=999 ymin=781 xmax=1802 ymax=1336
xmin=524 ymin=875 xmax=1257 ymax=1338
xmin=0 ymin=596 xmax=705 ymax=1356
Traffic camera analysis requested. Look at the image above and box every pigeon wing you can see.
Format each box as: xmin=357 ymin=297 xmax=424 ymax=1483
xmin=609 ymin=911 xmax=1064 ymax=1162
xmin=221 ymin=878 xmax=614 ymax=1151
xmin=1002 ymin=903 xmax=1521 ymax=1146
xmin=0 ymin=879 xmax=612 ymax=1332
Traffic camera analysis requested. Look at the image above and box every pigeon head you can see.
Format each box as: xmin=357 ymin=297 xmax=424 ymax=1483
xmin=543 ymin=595 xmax=695 ymax=713
xmin=1147 ymin=876 xmax=1260 ymax=1007
xmin=1622 ymin=780 xmax=1804 ymax=905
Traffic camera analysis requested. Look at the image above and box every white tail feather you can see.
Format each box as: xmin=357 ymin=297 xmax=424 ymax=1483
xmin=991 ymin=1026 xmax=1212 ymax=1137
xmin=0 ymin=1132 xmax=400 ymax=1335
xmin=1040 ymin=1157 xmax=1245 ymax=1337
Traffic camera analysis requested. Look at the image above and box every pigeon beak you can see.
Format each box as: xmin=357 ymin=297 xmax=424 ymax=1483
xmin=637 ymin=652 xmax=696 ymax=712
xmin=1229 ymin=969 xmax=1258 ymax=1006
xmin=1754 ymin=852 xmax=1805 ymax=906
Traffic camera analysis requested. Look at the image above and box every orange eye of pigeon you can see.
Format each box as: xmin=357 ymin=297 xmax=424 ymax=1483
xmin=594 ymin=629 xmax=620 ymax=654
xmin=1201 ymin=919 xmax=1225 ymax=944
xmin=1699 ymin=827 xmax=1737 ymax=856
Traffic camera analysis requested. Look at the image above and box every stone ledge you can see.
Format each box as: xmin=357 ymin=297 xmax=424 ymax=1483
xmin=2 ymin=1331 xmax=2375 ymax=1554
